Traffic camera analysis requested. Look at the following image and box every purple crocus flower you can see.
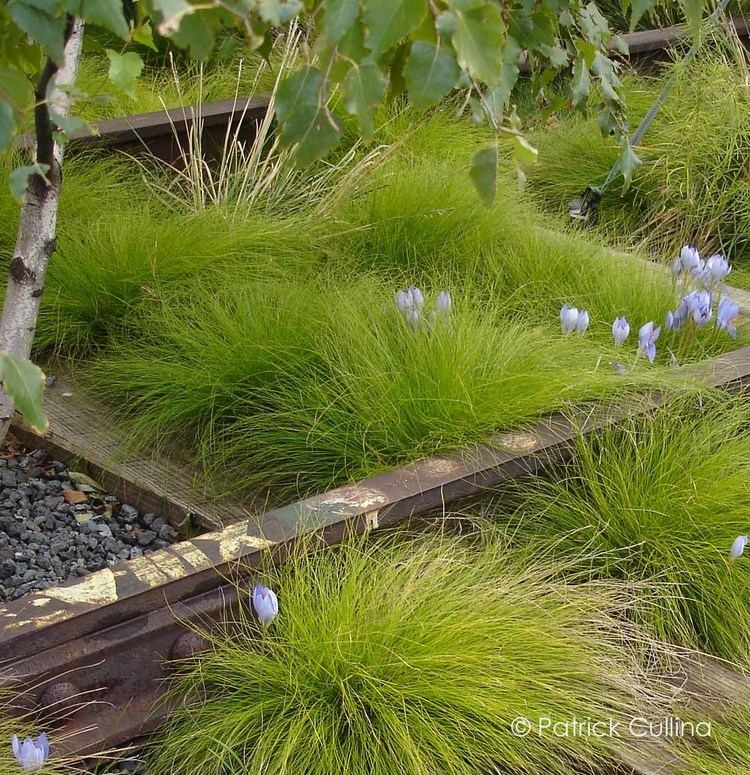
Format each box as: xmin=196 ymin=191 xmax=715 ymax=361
xmin=12 ymin=733 xmax=49 ymax=772
xmin=408 ymin=286 xmax=424 ymax=310
xmin=730 ymin=535 xmax=748 ymax=561
xmin=683 ymin=289 xmax=712 ymax=327
xmin=395 ymin=290 xmax=412 ymax=311
xmin=436 ymin=291 xmax=452 ymax=315
xmin=638 ymin=322 xmax=660 ymax=364
xmin=575 ymin=309 xmax=590 ymax=333
xmin=560 ymin=305 xmax=579 ymax=334
xmin=716 ymin=297 xmax=739 ymax=338
xmin=704 ymin=253 xmax=731 ymax=283
xmin=252 ymin=584 xmax=278 ymax=627
xmin=611 ymin=317 xmax=629 ymax=346
xmin=679 ymin=245 xmax=701 ymax=272
xmin=665 ymin=310 xmax=681 ymax=333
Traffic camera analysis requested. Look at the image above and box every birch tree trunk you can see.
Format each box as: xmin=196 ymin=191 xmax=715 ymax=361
xmin=0 ymin=17 xmax=85 ymax=442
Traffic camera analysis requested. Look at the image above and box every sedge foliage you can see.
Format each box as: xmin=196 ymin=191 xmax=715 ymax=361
xmin=530 ymin=43 xmax=750 ymax=267
xmin=85 ymin=272 xmax=662 ymax=499
xmin=147 ymin=530 xmax=656 ymax=775
xmin=503 ymin=393 xmax=750 ymax=664
xmin=43 ymin=109 xmax=742 ymax=500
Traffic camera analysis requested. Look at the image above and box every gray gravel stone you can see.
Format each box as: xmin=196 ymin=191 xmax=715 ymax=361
xmin=0 ymin=445 xmax=179 ymax=602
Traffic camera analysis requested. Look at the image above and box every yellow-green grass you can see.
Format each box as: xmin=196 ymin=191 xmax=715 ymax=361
xmin=147 ymin=529 xmax=659 ymax=775
xmin=529 ymin=44 xmax=750 ymax=267
xmin=499 ymin=393 xmax=750 ymax=665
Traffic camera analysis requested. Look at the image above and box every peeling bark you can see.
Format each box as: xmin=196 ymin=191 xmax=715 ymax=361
xmin=0 ymin=18 xmax=84 ymax=441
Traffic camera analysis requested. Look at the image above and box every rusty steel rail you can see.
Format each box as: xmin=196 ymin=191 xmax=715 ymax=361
xmin=1 ymin=341 xmax=750 ymax=758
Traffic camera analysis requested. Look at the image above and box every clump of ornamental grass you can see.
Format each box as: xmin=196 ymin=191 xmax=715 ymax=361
xmin=501 ymin=393 xmax=750 ymax=664
xmin=33 ymin=202 xmax=319 ymax=358
xmin=83 ymin=271 xmax=682 ymax=500
xmin=137 ymin=23 xmax=385 ymax=222
xmin=530 ymin=42 xmax=750 ymax=262
xmin=147 ymin=529 xmax=661 ymax=775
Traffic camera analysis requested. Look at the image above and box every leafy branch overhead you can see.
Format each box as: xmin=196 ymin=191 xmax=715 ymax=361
xmin=0 ymin=0 xmax=711 ymax=202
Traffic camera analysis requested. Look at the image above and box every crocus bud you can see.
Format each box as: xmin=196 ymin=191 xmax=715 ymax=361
xmin=730 ymin=535 xmax=748 ymax=561
xmin=560 ymin=305 xmax=579 ymax=335
xmin=611 ymin=360 xmax=628 ymax=376
xmin=612 ymin=317 xmax=629 ymax=346
xmin=436 ymin=291 xmax=452 ymax=315
xmin=705 ymin=253 xmax=731 ymax=283
xmin=252 ymin=584 xmax=278 ymax=627
xmin=395 ymin=290 xmax=411 ymax=311
xmin=575 ymin=309 xmax=590 ymax=334
xmin=408 ymin=286 xmax=424 ymax=309
xmin=665 ymin=311 xmax=681 ymax=333
xmin=638 ymin=322 xmax=660 ymax=364
xmin=716 ymin=297 xmax=739 ymax=339
xmin=679 ymin=245 xmax=700 ymax=271
xmin=12 ymin=734 xmax=49 ymax=772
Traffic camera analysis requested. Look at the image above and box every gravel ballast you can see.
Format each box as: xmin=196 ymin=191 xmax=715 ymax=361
xmin=0 ymin=440 xmax=179 ymax=602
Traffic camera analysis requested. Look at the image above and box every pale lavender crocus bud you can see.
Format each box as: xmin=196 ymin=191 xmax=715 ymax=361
xmin=560 ymin=305 xmax=579 ymax=335
xmin=575 ymin=309 xmax=590 ymax=334
xmin=705 ymin=253 xmax=731 ymax=283
xmin=679 ymin=245 xmax=701 ymax=271
xmin=395 ymin=290 xmax=412 ymax=312
xmin=12 ymin=733 xmax=49 ymax=772
xmin=408 ymin=286 xmax=424 ymax=309
xmin=716 ymin=297 xmax=739 ymax=339
xmin=671 ymin=257 xmax=683 ymax=275
xmin=436 ymin=291 xmax=452 ymax=315
xmin=612 ymin=317 xmax=629 ymax=346
xmin=252 ymin=584 xmax=278 ymax=627
xmin=730 ymin=535 xmax=748 ymax=561
xmin=638 ymin=322 xmax=660 ymax=364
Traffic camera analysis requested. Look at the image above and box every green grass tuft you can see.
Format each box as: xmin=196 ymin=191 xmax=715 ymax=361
xmin=530 ymin=43 xmax=750 ymax=267
xmin=500 ymin=393 xmax=750 ymax=664
xmin=147 ymin=529 xmax=657 ymax=775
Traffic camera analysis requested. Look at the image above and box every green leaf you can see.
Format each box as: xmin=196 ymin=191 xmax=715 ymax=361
xmin=133 ymin=21 xmax=158 ymax=50
xmin=321 ymin=0 xmax=359 ymax=45
xmin=683 ymin=0 xmax=703 ymax=31
xmin=172 ymin=12 xmax=215 ymax=60
xmin=276 ymin=66 xmax=342 ymax=166
xmin=539 ymin=43 xmax=568 ymax=69
xmin=7 ymin=0 xmax=67 ymax=63
xmin=627 ymin=0 xmax=653 ymax=31
xmin=50 ymin=110 xmax=87 ymax=135
xmin=362 ymin=0 xmax=427 ymax=57
xmin=150 ymin=0 xmax=195 ymax=36
xmin=618 ymin=142 xmax=642 ymax=193
xmin=0 ymin=102 xmax=14 ymax=153
xmin=0 ymin=68 xmax=32 ymax=112
xmin=258 ymin=0 xmax=303 ymax=25
xmin=82 ymin=0 xmax=128 ymax=37
xmin=403 ymin=41 xmax=460 ymax=109
xmin=512 ymin=134 xmax=538 ymax=165
xmin=343 ymin=60 xmax=385 ymax=136
xmin=570 ymin=57 xmax=591 ymax=106
xmin=9 ymin=163 xmax=49 ymax=202
xmin=105 ymin=49 xmax=144 ymax=98
xmin=0 ymin=352 xmax=48 ymax=434
xmin=470 ymin=145 xmax=498 ymax=206
xmin=435 ymin=10 xmax=457 ymax=36
xmin=449 ymin=0 xmax=504 ymax=85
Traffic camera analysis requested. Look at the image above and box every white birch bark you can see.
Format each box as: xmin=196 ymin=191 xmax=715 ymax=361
xmin=0 ymin=18 xmax=85 ymax=441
